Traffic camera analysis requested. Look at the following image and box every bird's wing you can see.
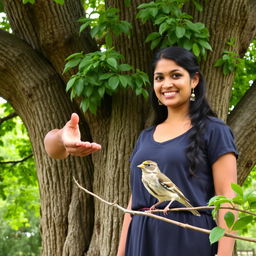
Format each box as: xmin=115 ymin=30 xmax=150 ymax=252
xmin=158 ymin=172 xmax=188 ymax=200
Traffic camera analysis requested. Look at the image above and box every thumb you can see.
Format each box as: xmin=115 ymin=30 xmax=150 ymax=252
xmin=68 ymin=113 xmax=79 ymax=128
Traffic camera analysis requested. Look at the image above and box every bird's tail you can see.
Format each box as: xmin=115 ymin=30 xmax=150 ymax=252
xmin=179 ymin=199 xmax=201 ymax=216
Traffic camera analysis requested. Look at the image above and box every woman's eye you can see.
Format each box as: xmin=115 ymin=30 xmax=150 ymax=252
xmin=172 ymin=73 xmax=182 ymax=79
xmin=155 ymin=76 xmax=163 ymax=81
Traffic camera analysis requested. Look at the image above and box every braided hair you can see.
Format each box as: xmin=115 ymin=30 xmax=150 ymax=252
xmin=151 ymin=46 xmax=217 ymax=174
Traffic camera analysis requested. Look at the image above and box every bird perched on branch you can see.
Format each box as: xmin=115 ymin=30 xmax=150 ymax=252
xmin=137 ymin=160 xmax=200 ymax=216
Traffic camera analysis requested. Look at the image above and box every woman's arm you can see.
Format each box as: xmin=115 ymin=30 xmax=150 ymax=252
xmin=117 ymin=195 xmax=132 ymax=256
xmin=212 ymin=153 xmax=237 ymax=256
xmin=44 ymin=113 xmax=101 ymax=159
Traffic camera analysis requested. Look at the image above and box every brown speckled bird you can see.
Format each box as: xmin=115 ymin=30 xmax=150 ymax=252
xmin=137 ymin=160 xmax=200 ymax=216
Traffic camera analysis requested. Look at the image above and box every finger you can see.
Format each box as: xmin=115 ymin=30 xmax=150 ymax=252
xmin=67 ymin=113 xmax=79 ymax=128
xmin=72 ymin=147 xmax=101 ymax=157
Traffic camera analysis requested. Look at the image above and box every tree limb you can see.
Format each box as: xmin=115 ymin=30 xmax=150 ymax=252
xmin=0 ymin=112 xmax=18 ymax=125
xmin=228 ymin=80 xmax=256 ymax=184
xmin=0 ymin=153 xmax=33 ymax=165
xmin=73 ymin=178 xmax=256 ymax=243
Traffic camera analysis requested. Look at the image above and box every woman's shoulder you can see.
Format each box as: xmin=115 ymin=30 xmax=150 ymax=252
xmin=204 ymin=116 xmax=230 ymax=131
xmin=204 ymin=116 xmax=235 ymax=139
xmin=138 ymin=126 xmax=155 ymax=138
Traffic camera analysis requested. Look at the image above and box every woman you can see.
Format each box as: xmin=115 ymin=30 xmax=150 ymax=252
xmin=117 ymin=47 xmax=238 ymax=256
xmin=44 ymin=46 xmax=238 ymax=256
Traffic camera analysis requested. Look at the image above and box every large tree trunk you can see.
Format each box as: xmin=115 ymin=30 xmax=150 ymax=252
xmin=0 ymin=0 xmax=256 ymax=255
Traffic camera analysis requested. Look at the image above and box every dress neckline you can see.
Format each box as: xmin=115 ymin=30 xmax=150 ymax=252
xmin=151 ymin=125 xmax=193 ymax=144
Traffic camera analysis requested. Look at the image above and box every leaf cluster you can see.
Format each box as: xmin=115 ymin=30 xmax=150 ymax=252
xmin=137 ymin=0 xmax=212 ymax=58
xmin=79 ymin=8 xmax=132 ymax=48
xmin=64 ymin=49 xmax=149 ymax=114
xmin=208 ymin=183 xmax=256 ymax=244
xmin=214 ymin=51 xmax=242 ymax=75
xmin=230 ymin=40 xmax=256 ymax=108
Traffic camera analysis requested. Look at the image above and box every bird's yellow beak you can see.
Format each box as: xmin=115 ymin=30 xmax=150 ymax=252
xmin=137 ymin=163 xmax=144 ymax=169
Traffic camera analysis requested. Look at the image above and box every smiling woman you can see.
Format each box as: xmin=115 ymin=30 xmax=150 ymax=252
xmin=153 ymin=59 xmax=199 ymax=110
xmin=117 ymin=46 xmax=238 ymax=256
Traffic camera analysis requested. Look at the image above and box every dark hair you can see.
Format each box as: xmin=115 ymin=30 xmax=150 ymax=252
xmin=151 ymin=46 xmax=217 ymax=174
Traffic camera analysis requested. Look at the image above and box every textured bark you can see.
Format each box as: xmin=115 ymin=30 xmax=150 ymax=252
xmin=228 ymin=81 xmax=256 ymax=184
xmin=0 ymin=0 xmax=256 ymax=255
xmin=0 ymin=30 xmax=94 ymax=255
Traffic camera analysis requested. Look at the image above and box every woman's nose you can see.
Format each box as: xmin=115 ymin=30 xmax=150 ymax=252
xmin=163 ymin=79 xmax=173 ymax=88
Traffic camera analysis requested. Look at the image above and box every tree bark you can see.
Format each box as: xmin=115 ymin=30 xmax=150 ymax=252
xmin=0 ymin=30 xmax=95 ymax=256
xmin=228 ymin=81 xmax=256 ymax=184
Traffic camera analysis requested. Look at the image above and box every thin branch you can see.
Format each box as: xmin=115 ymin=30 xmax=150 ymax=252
xmin=0 ymin=112 xmax=18 ymax=125
xmin=149 ymin=206 xmax=256 ymax=217
xmin=73 ymin=177 xmax=256 ymax=244
xmin=0 ymin=153 xmax=33 ymax=165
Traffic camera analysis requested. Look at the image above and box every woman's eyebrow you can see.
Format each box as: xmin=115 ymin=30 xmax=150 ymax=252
xmin=154 ymin=69 xmax=181 ymax=75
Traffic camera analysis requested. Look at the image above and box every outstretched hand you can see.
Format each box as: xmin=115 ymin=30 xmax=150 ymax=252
xmin=62 ymin=113 xmax=102 ymax=157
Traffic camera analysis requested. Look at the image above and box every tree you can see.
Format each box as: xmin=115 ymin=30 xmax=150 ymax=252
xmin=0 ymin=0 xmax=255 ymax=255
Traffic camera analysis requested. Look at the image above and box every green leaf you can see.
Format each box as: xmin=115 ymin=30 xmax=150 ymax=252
xmin=79 ymin=23 xmax=90 ymax=34
xmin=232 ymin=216 xmax=253 ymax=231
xmin=88 ymin=101 xmax=98 ymax=115
xmin=108 ymin=76 xmax=119 ymax=90
xmin=198 ymin=40 xmax=212 ymax=51
xmin=53 ymin=0 xmax=64 ymax=4
xmin=63 ymin=58 xmax=80 ymax=73
xmin=145 ymin=32 xmax=161 ymax=43
xmin=192 ymin=43 xmax=200 ymax=57
xmin=65 ymin=52 xmax=83 ymax=61
xmin=159 ymin=22 xmax=169 ymax=35
xmin=214 ymin=58 xmax=224 ymax=67
xmin=232 ymin=195 xmax=243 ymax=205
xmin=118 ymin=75 xmax=128 ymax=88
xmin=85 ymin=86 xmax=93 ymax=97
xmin=209 ymin=227 xmax=225 ymax=244
xmin=231 ymin=183 xmax=243 ymax=197
xmin=22 ymin=0 xmax=35 ymax=4
xmin=135 ymin=87 xmax=142 ymax=95
xmin=90 ymin=26 xmax=100 ymax=38
xmin=105 ymin=33 xmax=113 ymax=48
xmin=182 ymin=39 xmax=193 ymax=50
xmin=224 ymin=212 xmax=235 ymax=228
xmin=192 ymin=0 xmax=203 ymax=11
xmin=151 ymin=37 xmax=162 ymax=50
xmin=80 ymin=100 xmax=89 ymax=113
xmin=119 ymin=64 xmax=133 ymax=72
xmin=98 ymin=87 xmax=105 ymax=98
xmin=107 ymin=57 xmax=118 ymax=69
xmin=141 ymin=88 xmax=149 ymax=98
xmin=175 ymin=26 xmax=186 ymax=38
xmin=247 ymin=195 xmax=256 ymax=208
xmin=75 ymin=78 xmax=84 ymax=96
xmin=66 ymin=77 xmax=77 ymax=91
xmin=99 ymin=73 xmax=113 ymax=80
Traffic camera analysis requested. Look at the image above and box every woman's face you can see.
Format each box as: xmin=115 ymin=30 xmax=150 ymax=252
xmin=153 ymin=58 xmax=199 ymax=110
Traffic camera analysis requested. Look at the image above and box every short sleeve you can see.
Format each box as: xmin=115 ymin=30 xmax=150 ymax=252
xmin=205 ymin=120 xmax=238 ymax=165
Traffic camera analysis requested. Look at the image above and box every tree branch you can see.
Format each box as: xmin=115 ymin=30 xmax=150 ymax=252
xmin=228 ymin=80 xmax=256 ymax=184
xmin=0 ymin=112 xmax=18 ymax=125
xmin=73 ymin=178 xmax=256 ymax=243
xmin=0 ymin=153 xmax=33 ymax=165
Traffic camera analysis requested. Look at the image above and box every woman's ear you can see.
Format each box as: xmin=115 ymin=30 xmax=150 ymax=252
xmin=192 ymin=72 xmax=200 ymax=88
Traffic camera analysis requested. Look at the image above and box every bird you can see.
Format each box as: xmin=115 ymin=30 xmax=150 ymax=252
xmin=137 ymin=160 xmax=200 ymax=216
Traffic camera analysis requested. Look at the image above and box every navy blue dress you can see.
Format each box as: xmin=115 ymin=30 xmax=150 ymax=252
xmin=125 ymin=117 xmax=238 ymax=256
